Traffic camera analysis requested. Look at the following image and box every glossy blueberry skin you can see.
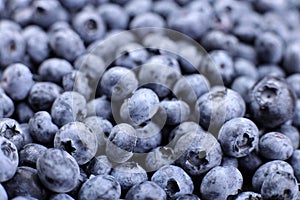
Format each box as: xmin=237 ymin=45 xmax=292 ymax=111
xmin=0 ymin=184 xmax=7 ymax=200
xmin=85 ymin=155 xmax=112 ymax=176
xmin=49 ymin=29 xmax=85 ymax=62
xmin=54 ymin=122 xmax=97 ymax=165
xmin=175 ymin=132 xmax=222 ymax=176
xmin=1 ymin=63 xmax=34 ymax=101
xmin=15 ymin=102 xmax=34 ymax=123
xmin=19 ymin=143 xmax=47 ymax=168
xmin=3 ymin=166 xmax=49 ymax=199
xmin=238 ymin=151 xmax=263 ymax=174
xmin=86 ymin=96 xmax=112 ymax=120
xmin=59 ymin=0 xmax=88 ymax=10
xmin=283 ymin=41 xmax=300 ymax=74
xmin=28 ymin=82 xmax=62 ymax=111
xmin=106 ymin=123 xmax=137 ymax=163
xmin=29 ymin=111 xmax=58 ymax=144
xmin=37 ymin=149 xmax=80 ymax=193
xmin=0 ymin=118 xmax=25 ymax=150
xmin=249 ymin=76 xmax=296 ymax=128
xmin=38 ymin=58 xmax=73 ymax=84
xmin=234 ymin=191 xmax=262 ymax=200
xmin=151 ymin=165 xmax=194 ymax=199
xmin=200 ymin=166 xmax=243 ymax=200
xmin=160 ymin=100 xmax=190 ymax=126
xmin=259 ymin=132 xmax=293 ymax=160
xmin=195 ymin=87 xmax=246 ymax=134
xmin=218 ymin=117 xmax=259 ymax=158
xmin=0 ymin=136 xmax=18 ymax=182
xmin=51 ymin=91 xmax=87 ymax=127
xmin=73 ymin=10 xmax=106 ymax=44
xmin=0 ymin=29 xmax=25 ymax=67
xmin=125 ymin=181 xmax=167 ymax=200
xmin=128 ymin=88 xmax=159 ymax=125
xmin=261 ymin=171 xmax=298 ymax=200
xmin=231 ymin=76 xmax=256 ymax=104
xmin=287 ymin=73 xmax=300 ymax=98
xmin=289 ymin=150 xmax=300 ymax=182
xmin=78 ymin=175 xmax=121 ymax=200
xmin=83 ymin=116 xmax=112 ymax=155
xmin=145 ymin=146 xmax=175 ymax=172
xmin=0 ymin=91 xmax=14 ymax=118
xmin=111 ymin=162 xmax=148 ymax=191
xmin=49 ymin=193 xmax=75 ymax=200
xmin=98 ymin=3 xmax=129 ymax=30
xmin=176 ymin=194 xmax=200 ymax=200
xmin=275 ymin=124 xmax=299 ymax=149
xmin=252 ymin=160 xmax=294 ymax=191
xmin=100 ymin=66 xmax=138 ymax=101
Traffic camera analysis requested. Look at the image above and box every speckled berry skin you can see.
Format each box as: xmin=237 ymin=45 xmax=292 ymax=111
xmin=275 ymin=124 xmax=300 ymax=149
xmin=78 ymin=175 xmax=121 ymax=200
xmin=288 ymin=150 xmax=300 ymax=182
xmin=49 ymin=193 xmax=75 ymax=200
xmin=0 ymin=118 xmax=25 ymax=150
xmin=234 ymin=191 xmax=262 ymax=200
xmin=19 ymin=143 xmax=47 ymax=168
xmin=54 ymin=122 xmax=98 ymax=165
xmin=36 ymin=149 xmax=80 ymax=193
xmin=125 ymin=181 xmax=167 ymax=200
xmin=85 ymin=155 xmax=112 ymax=176
xmin=249 ymin=76 xmax=297 ymax=128
xmin=0 ymin=136 xmax=18 ymax=182
xmin=145 ymin=146 xmax=175 ymax=172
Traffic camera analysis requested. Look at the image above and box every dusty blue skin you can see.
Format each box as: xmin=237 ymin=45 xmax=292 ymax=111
xmin=159 ymin=100 xmax=190 ymax=125
xmin=29 ymin=111 xmax=58 ymax=144
xmin=49 ymin=193 xmax=75 ymax=200
xmin=85 ymin=155 xmax=112 ymax=176
xmin=111 ymin=162 xmax=148 ymax=191
xmin=59 ymin=0 xmax=88 ymax=11
xmin=238 ymin=151 xmax=263 ymax=174
xmin=231 ymin=76 xmax=256 ymax=104
xmin=200 ymin=166 xmax=243 ymax=200
xmin=234 ymin=192 xmax=262 ymax=200
xmin=130 ymin=12 xmax=165 ymax=30
xmin=37 ymin=149 xmax=80 ymax=193
xmin=221 ymin=156 xmax=238 ymax=168
xmin=125 ymin=181 xmax=167 ymax=200
xmin=78 ymin=175 xmax=121 ymax=200
xmin=124 ymin=0 xmax=152 ymax=18
xmin=15 ymin=102 xmax=34 ymax=123
xmin=0 ymin=184 xmax=7 ymax=200
xmin=176 ymin=194 xmax=200 ymax=200
xmin=257 ymin=64 xmax=285 ymax=80
xmin=288 ymin=150 xmax=300 ymax=182
xmin=0 ymin=91 xmax=14 ymax=118
xmin=0 ymin=136 xmax=18 ymax=182
xmin=19 ymin=143 xmax=47 ymax=168
xmin=151 ymin=165 xmax=194 ymax=199
xmin=145 ymin=146 xmax=175 ymax=172
xmin=11 ymin=196 xmax=38 ymax=200
xmin=86 ymin=96 xmax=112 ymax=120
xmin=276 ymin=124 xmax=300 ymax=149
xmin=0 ymin=118 xmax=25 ymax=150
xmin=283 ymin=41 xmax=300 ymax=74
xmin=234 ymin=58 xmax=258 ymax=80
xmin=287 ymin=73 xmax=300 ymax=98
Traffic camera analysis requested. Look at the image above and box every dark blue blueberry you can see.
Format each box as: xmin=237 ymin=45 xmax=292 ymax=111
xmin=289 ymin=150 xmax=300 ymax=182
xmin=234 ymin=191 xmax=262 ymax=200
xmin=159 ymin=99 xmax=190 ymax=125
xmin=238 ymin=151 xmax=263 ymax=174
xmin=151 ymin=165 xmax=194 ymax=199
xmin=51 ymin=91 xmax=87 ymax=127
xmin=48 ymin=21 xmax=71 ymax=35
xmin=59 ymin=0 xmax=88 ymax=11
xmin=176 ymin=194 xmax=200 ymax=200
xmin=3 ymin=166 xmax=49 ymax=199
xmin=98 ymin=3 xmax=129 ymax=30
xmin=29 ymin=111 xmax=58 ymax=144
xmin=111 ymin=162 xmax=148 ymax=191
xmin=1 ymin=63 xmax=34 ymax=101
xmin=19 ymin=143 xmax=47 ymax=168
xmin=221 ymin=156 xmax=238 ymax=168
xmin=200 ymin=166 xmax=243 ymax=200
xmin=292 ymin=99 xmax=300 ymax=128
xmin=261 ymin=170 xmax=298 ymax=200
xmin=254 ymin=0 xmax=288 ymax=12
xmin=100 ymin=66 xmax=138 ymax=101
xmin=252 ymin=160 xmax=294 ymax=191
xmin=73 ymin=10 xmax=106 ymax=44
xmin=0 ymin=184 xmax=7 ymax=200
xmin=283 ymin=41 xmax=300 ymax=74
xmin=28 ymin=82 xmax=62 ymax=111
xmin=85 ymin=155 xmax=112 ymax=176
xmin=145 ymin=146 xmax=175 ymax=172
xmin=49 ymin=29 xmax=85 ymax=62
xmin=86 ymin=96 xmax=112 ymax=120
xmin=218 ymin=118 xmax=259 ymax=158
xmin=125 ymin=181 xmax=167 ymax=200
xmin=49 ymin=193 xmax=75 ymax=200
xmin=231 ymin=76 xmax=256 ymax=104
xmin=0 ymin=118 xmax=25 ymax=150
xmin=37 ymin=149 xmax=80 ymax=193
xmin=0 ymin=136 xmax=18 ymax=182
xmin=0 ymin=91 xmax=14 ymax=118
xmin=78 ymin=175 xmax=121 ymax=200
xmin=249 ymin=76 xmax=296 ymax=128
xmin=105 ymin=123 xmax=137 ymax=163
xmin=124 ymin=0 xmax=152 ymax=18
xmin=38 ymin=58 xmax=73 ymax=84
xmin=54 ymin=122 xmax=97 ymax=165
xmin=287 ymin=73 xmax=300 ymax=98
xmin=15 ymin=102 xmax=34 ymax=123
xmin=234 ymin=58 xmax=258 ymax=80
xmin=275 ymin=124 xmax=299 ymax=149
xmin=19 ymin=123 xmax=33 ymax=146
xmin=257 ymin=64 xmax=286 ymax=80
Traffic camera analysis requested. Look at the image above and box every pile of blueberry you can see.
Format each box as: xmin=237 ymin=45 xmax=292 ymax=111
xmin=1 ymin=0 xmax=300 ymax=199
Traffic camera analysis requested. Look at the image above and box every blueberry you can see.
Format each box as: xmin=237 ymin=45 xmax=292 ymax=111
xmin=0 ymin=136 xmax=18 ymax=182
xmin=238 ymin=151 xmax=263 ymax=174
xmin=3 ymin=166 xmax=49 ymax=199
xmin=111 ymin=162 xmax=148 ymax=191
xmin=0 ymin=184 xmax=7 ymax=200
xmin=38 ymin=58 xmax=73 ymax=84
xmin=49 ymin=29 xmax=85 ymax=62
xmin=221 ymin=156 xmax=238 ymax=168
xmin=37 ymin=148 xmax=80 ymax=193
xmin=51 ymin=91 xmax=87 ymax=127
xmin=195 ymin=87 xmax=246 ymax=134
xmin=98 ymin=3 xmax=129 ymax=30
xmin=73 ymin=10 xmax=106 ymax=44
xmin=176 ymin=194 xmax=200 ymax=200
xmin=78 ymin=175 xmax=121 ymax=200
xmin=275 ymin=124 xmax=299 ymax=149
xmin=257 ymin=64 xmax=286 ymax=79
xmin=200 ymin=166 xmax=243 ymax=200
xmin=105 ymin=123 xmax=137 ymax=163
xmin=287 ymin=73 xmax=300 ymax=98
xmin=249 ymin=76 xmax=296 ymax=128
xmin=146 ymin=54 xmax=181 ymax=73
xmin=19 ymin=143 xmax=47 ymax=168
xmin=59 ymin=0 xmax=88 ymax=11
xmin=283 ymin=41 xmax=300 ymax=74
xmin=15 ymin=102 xmax=34 ymax=123
xmin=0 ymin=29 xmax=25 ymax=67
xmin=231 ymin=76 xmax=256 ymax=104
xmin=259 ymin=132 xmax=293 ymax=160
xmin=254 ymin=0 xmax=288 ymax=12
xmin=11 ymin=196 xmax=38 ymax=200
xmin=124 ymin=0 xmax=152 ymax=18
xmin=151 ymin=165 xmax=194 ymax=199
xmin=0 ymin=19 xmax=22 ymax=32
xmin=234 ymin=58 xmax=258 ymax=80
xmin=29 ymin=111 xmax=58 ymax=144
xmin=54 ymin=122 xmax=97 ymax=165
xmin=86 ymin=96 xmax=112 ymax=120
xmin=19 ymin=123 xmax=33 ymax=146
xmin=235 ymin=43 xmax=257 ymax=64
xmin=233 ymin=191 xmax=262 ymax=200
xmin=159 ymin=99 xmax=190 ymax=125
xmin=153 ymin=1 xmax=179 ymax=18
xmin=0 ymin=118 xmax=25 ymax=150
xmin=252 ymin=160 xmax=294 ymax=191
xmin=83 ymin=116 xmax=112 ymax=155
xmin=289 ymin=150 xmax=300 ymax=182
xmin=125 ymin=181 xmax=167 ymax=200
xmin=261 ymin=171 xmax=298 ymax=200
xmin=85 ymin=155 xmax=112 ymax=176
xmin=0 ymin=91 xmax=14 ymax=118
xmin=292 ymin=99 xmax=300 ymax=128
xmin=130 ymin=12 xmax=165 ymax=30
xmin=48 ymin=21 xmax=71 ymax=35
xmin=49 ymin=193 xmax=75 ymax=200
xmin=1 ymin=63 xmax=34 ymax=101
xmin=11 ymin=7 xmax=33 ymax=27
xmin=100 ymin=66 xmax=138 ymax=101
xmin=175 ymin=132 xmax=223 ymax=176
xmin=145 ymin=146 xmax=175 ymax=172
